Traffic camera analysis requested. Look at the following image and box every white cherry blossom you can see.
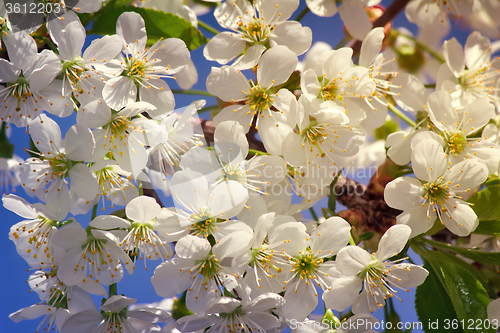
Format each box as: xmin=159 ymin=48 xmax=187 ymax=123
xmin=324 ymin=225 xmax=428 ymax=314
xmin=280 ymin=217 xmax=352 ymax=321
xmin=207 ymin=45 xmax=298 ymax=155
xmin=0 ymin=31 xmax=71 ymax=127
xmin=384 ymin=139 xmax=488 ymax=237
xmin=60 ymin=295 xmax=171 ymax=333
xmin=205 ymin=0 xmax=311 ymax=69
xmin=102 ymin=12 xmax=190 ymax=113
xmin=151 ymin=232 xmax=253 ymax=314
xmin=176 ymin=284 xmax=284 ymax=333
xmin=21 ymin=114 xmax=97 ymax=219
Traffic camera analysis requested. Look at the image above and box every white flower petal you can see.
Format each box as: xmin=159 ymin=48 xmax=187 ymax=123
xmin=206 ymin=66 xmax=249 ymax=102
xmin=426 ymin=91 xmax=457 ymax=132
xmin=443 ymin=198 xmax=478 ymax=236
xmin=103 ymin=77 xmax=137 ymax=110
xmin=68 ymin=164 xmax=98 ymax=201
xmin=257 ymin=45 xmax=298 ymax=87
xmin=310 ymin=216 xmax=351 ymax=257
xmin=336 ymin=246 xmax=371 ymax=276
xmin=323 ymin=276 xmax=362 ymax=311
xmin=359 ymin=27 xmax=385 ymax=67
xmin=464 ymin=31 xmax=491 ymax=71
xmin=126 ymin=195 xmax=161 ymax=223
xmin=411 ymin=139 xmax=447 ymax=182
xmin=282 ymin=280 xmax=318 ymax=322
xmin=232 ymin=44 xmax=266 ymax=70
xmin=375 ymin=225 xmax=411 ymax=261
xmin=116 ymin=12 xmax=147 ymax=52
xmin=396 ymin=203 xmax=436 ymax=238
xmin=384 ymin=177 xmax=424 ymax=211
xmin=443 ymin=37 xmax=465 ymax=77
xmin=338 ymin=1 xmax=372 ymax=40
xmin=176 ymin=235 xmax=211 ymax=260
xmin=203 ymin=32 xmax=246 ymax=65
xmin=270 ymin=21 xmax=312 ymax=56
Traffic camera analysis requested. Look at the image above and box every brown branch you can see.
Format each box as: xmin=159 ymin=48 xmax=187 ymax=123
xmin=351 ymin=0 xmax=412 ymax=55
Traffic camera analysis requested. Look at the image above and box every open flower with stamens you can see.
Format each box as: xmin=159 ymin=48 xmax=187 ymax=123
xmin=86 ymin=101 xmax=162 ymax=178
xmin=282 ymin=95 xmax=365 ymax=168
xmin=207 ymin=45 xmax=298 ymax=155
xmin=4 ymin=193 xmax=65 ymax=267
xmin=92 ymin=196 xmax=173 ymax=270
xmin=176 ymin=284 xmax=284 ymax=333
xmin=180 ymin=120 xmax=287 ymax=195
xmin=0 ymin=31 xmax=71 ymax=127
xmin=60 ymin=295 xmax=171 ymax=333
xmin=9 ymin=303 xmax=69 ymax=333
xmin=280 ymin=217 xmax=352 ymax=321
xmin=52 ymin=222 xmax=133 ymax=287
xmin=102 ymin=12 xmax=190 ymax=113
xmin=151 ymin=232 xmax=253 ymax=314
xmin=358 ymin=27 xmax=399 ymax=131
xmin=324 ymin=225 xmax=428 ymax=314
xmin=156 ymin=169 xmax=250 ymax=242
xmin=385 ymin=139 xmax=488 ymax=237
xmin=205 ymin=0 xmax=311 ymax=69
xmin=21 ymin=114 xmax=97 ymax=219
xmin=417 ymin=90 xmax=500 ymax=173
xmin=90 ymin=160 xmax=139 ymax=209
xmin=147 ymin=100 xmax=206 ymax=176
xmin=235 ymin=213 xmax=308 ymax=297
xmin=438 ymin=31 xmax=500 ymax=109
xmin=406 ymin=0 xmax=474 ymax=28
xmin=300 ymin=47 xmax=376 ymax=126
xmin=52 ymin=20 xmax=123 ymax=104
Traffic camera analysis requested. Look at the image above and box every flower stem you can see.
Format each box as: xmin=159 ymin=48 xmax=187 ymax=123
xmin=91 ymin=204 xmax=98 ymax=221
xmin=394 ymin=31 xmax=445 ymax=64
xmin=388 ymin=104 xmax=416 ymax=127
xmin=295 ymin=6 xmax=310 ymax=22
xmin=171 ymin=89 xmax=214 ymax=97
xmin=248 ymin=148 xmax=269 ymax=156
xmin=334 ymin=36 xmax=349 ymax=50
xmin=198 ymin=20 xmax=220 ymax=35
xmin=109 ymin=283 xmax=118 ymax=297
xmin=33 ymin=35 xmax=59 ymax=54
xmin=138 ymin=180 xmax=143 ymax=196
xmin=349 ymin=233 xmax=356 ymax=246
xmin=198 ymin=105 xmax=220 ymax=114
xmin=309 ymin=207 xmax=319 ymax=221
xmin=424 ymin=83 xmax=436 ymax=88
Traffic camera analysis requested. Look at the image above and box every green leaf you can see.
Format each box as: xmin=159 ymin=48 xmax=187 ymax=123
xmin=328 ymin=170 xmax=343 ymax=213
xmin=424 ymin=238 xmax=500 ymax=265
xmin=417 ymin=250 xmax=493 ymax=333
xmin=89 ymin=6 xmax=208 ymax=50
xmin=415 ymin=259 xmax=462 ymax=333
xmin=468 ymin=185 xmax=500 ymax=222
xmin=473 ymin=220 xmax=500 ymax=235
xmin=440 ymin=259 xmax=494 ymax=333
xmin=358 ymin=231 xmax=375 ymax=241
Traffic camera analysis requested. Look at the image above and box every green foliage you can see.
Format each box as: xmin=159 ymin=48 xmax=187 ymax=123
xmin=89 ymin=6 xmax=208 ymax=50
xmin=415 ymin=259 xmax=462 ymax=333
xmin=358 ymin=231 xmax=375 ymax=241
xmin=468 ymin=185 xmax=500 ymax=235
xmin=424 ymin=237 xmax=500 ymax=265
xmin=413 ymin=245 xmax=494 ymax=333
xmin=327 ymin=170 xmax=343 ymax=213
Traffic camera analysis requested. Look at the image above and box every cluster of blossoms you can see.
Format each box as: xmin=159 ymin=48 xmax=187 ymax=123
xmin=2 ymin=0 xmax=500 ymax=332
